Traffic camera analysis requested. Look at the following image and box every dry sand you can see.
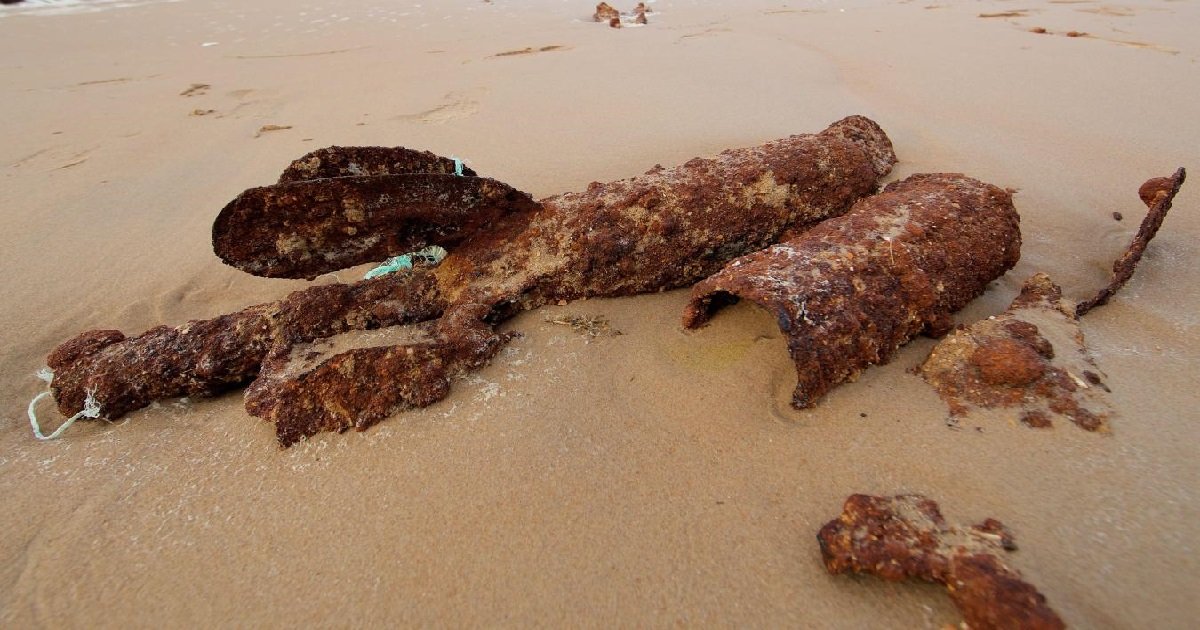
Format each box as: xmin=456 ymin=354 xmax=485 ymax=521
xmin=1 ymin=0 xmax=1197 ymax=626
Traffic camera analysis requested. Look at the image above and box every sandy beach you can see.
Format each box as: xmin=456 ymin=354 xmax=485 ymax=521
xmin=2 ymin=0 xmax=1198 ymax=626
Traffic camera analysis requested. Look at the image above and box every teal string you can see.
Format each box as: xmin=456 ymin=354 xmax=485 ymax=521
xmin=363 ymin=246 xmax=448 ymax=279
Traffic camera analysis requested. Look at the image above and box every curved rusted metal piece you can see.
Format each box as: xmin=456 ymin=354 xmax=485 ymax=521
xmin=1076 ymin=167 xmax=1185 ymax=316
xmin=277 ymin=145 xmax=476 ymax=183
xmin=213 ymin=174 xmax=539 ymax=279
xmin=682 ymin=173 xmax=1021 ymax=409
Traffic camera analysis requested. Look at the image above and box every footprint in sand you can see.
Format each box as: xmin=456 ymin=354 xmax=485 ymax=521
xmin=8 ymin=147 xmax=52 ymax=169
xmin=74 ymin=77 xmax=134 ymax=87
xmin=1025 ymin=26 xmax=1179 ymax=54
xmin=490 ymin=45 xmax=569 ymax=58
xmin=396 ymin=90 xmax=484 ymax=124
xmin=8 ymin=146 xmax=95 ymax=171
xmin=254 ymin=124 xmax=293 ymax=138
xmin=677 ymin=26 xmax=732 ymax=41
xmin=55 ymin=150 xmax=91 ymax=170
xmin=180 ymin=83 xmax=211 ymax=97
xmin=1078 ymin=6 xmax=1136 ymax=17
xmin=763 ymin=8 xmax=824 ymax=14
xmin=216 ymin=88 xmax=286 ymax=119
xmin=978 ymin=10 xmax=1034 ymax=19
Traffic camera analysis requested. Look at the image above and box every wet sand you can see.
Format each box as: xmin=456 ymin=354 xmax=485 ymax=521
xmin=1 ymin=0 xmax=1197 ymax=626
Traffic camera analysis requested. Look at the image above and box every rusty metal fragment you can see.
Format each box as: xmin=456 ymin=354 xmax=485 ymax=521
xmin=246 ymin=304 xmax=509 ymax=446
xmin=49 ymin=116 xmax=897 ymax=445
xmin=47 ymin=271 xmax=444 ymax=422
xmin=593 ymin=2 xmax=619 ymax=22
xmin=213 ymin=174 xmax=540 ymax=280
xmin=818 ymin=494 xmax=1065 ymax=630
xmin=920 ymin=273 xmax=1112 ymax=431
xmin=1075 ymin=168 xmax=1185 ymax=316
xmin=683 ymin=173 xmax=1021 ymax=408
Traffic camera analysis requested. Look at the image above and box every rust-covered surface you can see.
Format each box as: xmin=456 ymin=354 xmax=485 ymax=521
xmin=920 ymin=273 xmax=1112 ymax=431
xmin=484 ymin=114 xmax=896 ymax=305
xmin=213 ymin=175 xmax=539 ymax=280
xmin=49 ymin=115 xmax=897 ymax=445
xmin=818 ymin=494 xmax=1065 ymax=630
xmin=47 ymin=271 xmax=445 ymax=423
xmin=1076 ymin=168 xmax=1185 ymax=316
xmin=919 ymin=170 xmax=1187 ymax=431
xmin=276 ymin=145 xmax=476 ymax=183
xmin=246 ymin=304 xmax=510 ymax=446
xmin=682 ymin=173 xmax=1021 ymax=408
xmin=593 ymin=3 xmax=619 ymax=22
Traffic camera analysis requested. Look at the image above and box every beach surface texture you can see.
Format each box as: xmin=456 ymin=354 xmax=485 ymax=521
xmin=1 ymin=0 xmax=1197 ymax=626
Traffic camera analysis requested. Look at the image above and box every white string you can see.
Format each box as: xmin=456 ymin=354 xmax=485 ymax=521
xmin=27 ymin=368 xmax=102 ymax=441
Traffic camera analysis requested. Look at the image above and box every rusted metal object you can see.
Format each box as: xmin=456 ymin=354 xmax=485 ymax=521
xmin=920 ymin=273 xmax=1111 ymax=431
xmin=593 ymin=2 xmax=619 ymax=22
xmin=248 ymin=115 xmax=896 ymax=444
xmin=1076 ymin=167 xmax=1185 ymax=316
xmin=682 ymin=173 xmax=1021 ymax=408
xmin=213 ymin=175 xmax=539 ymax=279
xmin=818 ymin=494 xmax=1065 ymax=630
xmin=246 ymin=303 xmax=509 ymax=446
xmin=47 ymin=271 xmax=445 ymax=423
xmin=48 ymin=116 xmax=897 ymax=445
xmin=919 ymin=170 xmax=1185 ymax=431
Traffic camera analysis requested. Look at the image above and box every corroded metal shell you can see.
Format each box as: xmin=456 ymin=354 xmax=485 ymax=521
xmin=683 ymin=173 xmax=1021 ymax=408
xmin=213 ymin=175 xmax=539 ymax=280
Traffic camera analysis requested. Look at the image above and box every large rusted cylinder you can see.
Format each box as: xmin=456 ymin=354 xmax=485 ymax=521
xmin=429 ymin=115 xmax=899 ymax=307
xmin=682 ymin=173 xmax=1021 ymax=408
xmin=535 ymin=115 xmax=899 ymax=300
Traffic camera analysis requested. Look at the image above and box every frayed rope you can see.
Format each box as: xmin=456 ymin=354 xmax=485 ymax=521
xmin=363 ymin=245 xmax=448 ymax=280
xmin=28 ymin=368 xmax=102 ymax=441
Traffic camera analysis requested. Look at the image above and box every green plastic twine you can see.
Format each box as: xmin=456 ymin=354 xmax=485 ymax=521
xmin=363 ymin=245 xmax=448 ymax=280
xmin=28 ymin=368 xmax=102 ymax=441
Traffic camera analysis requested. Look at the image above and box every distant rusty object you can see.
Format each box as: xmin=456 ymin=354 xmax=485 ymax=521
xmin=1075 ymin=167 xmax=1185 ymax=316
xmin=818 ymin=494 xmax=1065 ymax=630
xmin=48 ymin=115 xmax=897 ymax=446
xmin=683 ymin=173 xmax=1021 ymax=408
xmin=593 ymin=2 xmax=619 ymax=22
